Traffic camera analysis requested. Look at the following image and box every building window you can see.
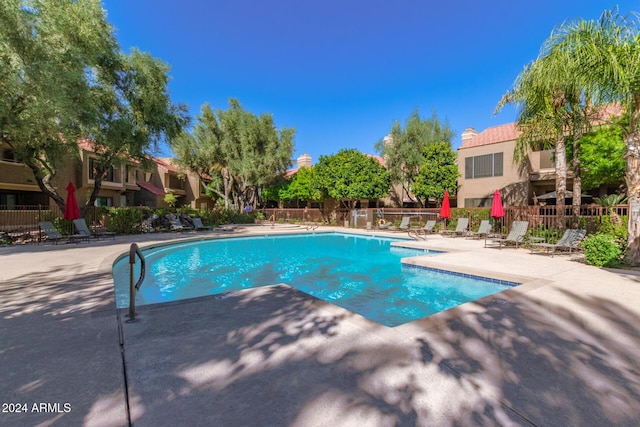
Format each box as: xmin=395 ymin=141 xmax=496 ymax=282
xmin=94 ymin=197 xmax=113 ymax=207
xmin=464 ymin=197 xmax=492 ymax=208
xmin=465 ymin=153 xmax=503 ymax=179
xmin=1 ymin=148 xmax=20 ymax=163
xmin=89 ymin=158 xmax=114 ymax=182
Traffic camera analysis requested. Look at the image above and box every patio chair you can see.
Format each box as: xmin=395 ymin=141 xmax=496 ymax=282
xmin=466 ymin=220 xmax=491 ymax=239
xmin=485 ymin=221 xmax=529 ymax=249
xmin=530 ymin=229 xmax=587 ymax=257
xmin=169 ymin=218 xmax=193 ymax=232
xmin=389 ymin=216 xmax=411 ymax=232
xmin=73 ymin=218 xmax=116 ymax=240
xmin=191 ymin=217 xmax=213 ymax=231
xmin=38 ymin=221 xmax=88 ymax=244
xmin=441 ymin=217 xmax=469 ymax=237
xmin=408 ymin=220 xmax=436 ymax=240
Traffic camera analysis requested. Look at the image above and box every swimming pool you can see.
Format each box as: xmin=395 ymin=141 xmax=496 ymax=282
xmin=112 ymin=233 xmax=518 ymax=326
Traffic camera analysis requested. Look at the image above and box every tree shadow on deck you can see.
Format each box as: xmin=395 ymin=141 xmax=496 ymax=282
xmin=0 ymin=267 xmax=128 ymax=426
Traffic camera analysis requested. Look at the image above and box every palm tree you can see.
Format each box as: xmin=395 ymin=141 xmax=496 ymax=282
xmin=496 ymin=45 xmax=590 ymax=229
xmin=542 ymin=9 xmax=640 ymax=265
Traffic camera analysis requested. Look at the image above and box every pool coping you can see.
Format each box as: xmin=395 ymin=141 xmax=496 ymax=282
xmin=111 ymin=231 xmax=549 ymax=337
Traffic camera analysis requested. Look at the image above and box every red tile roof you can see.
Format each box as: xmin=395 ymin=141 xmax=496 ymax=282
xmin=460 ymin=123 xmax=521 ymax=149
xmin=151 ymin=157 xmax=178 ymax=172
xmin=285 ymin=168 xmax=298 ymax=178
xmin=461 ymin=104 xmax=624 ymax=150
xmin=367 ymin=154 xmax=385 ymax=167
xmin=137 ymin=181 xmax=166 ymax=195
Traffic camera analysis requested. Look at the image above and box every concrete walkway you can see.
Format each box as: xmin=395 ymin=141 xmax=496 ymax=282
xmin=1 ymin=226 xmax=639 ymax=426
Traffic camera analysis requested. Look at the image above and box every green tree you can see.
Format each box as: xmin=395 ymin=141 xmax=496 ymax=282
xmin=538 ymin=8 xmax=640 ymax=265
xmin=279 ymin=166 xmax=321 ymax=206
xmin=314 ymin=149 xmax=390 ymax=209
xmin=374 ymin=108 xmax=454 ymax=206
xmin=413 ymin=142 xmax=460 ymax=204
xmin=576 ymin=124 xmax=626 ymax=191
xmin=0 ymin=0 xmax=117 ymax=210
xmin=0 ymin=0 xmax=188 ymax=212
xmin=171 ymin=99 xmax=295 ymax=211
xmin=82 ymin=49 xmax=189 ymax=210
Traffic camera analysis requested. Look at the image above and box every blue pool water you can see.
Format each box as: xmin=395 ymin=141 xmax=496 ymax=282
xmin=112 ymin=233 xmax=518 ymax=326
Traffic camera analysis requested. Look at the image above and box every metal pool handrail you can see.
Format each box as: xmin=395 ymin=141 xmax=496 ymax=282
xmin=126 ymin=243 xmax=146 ymax=322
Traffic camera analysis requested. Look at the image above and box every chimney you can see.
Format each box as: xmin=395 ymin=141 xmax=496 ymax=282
xmin=297 ymin=153 xmax=312 ymax=168
xmin=461 ymin=127 xmax=478 ymax=147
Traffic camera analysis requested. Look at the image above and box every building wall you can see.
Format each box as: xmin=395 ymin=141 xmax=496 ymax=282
xmin=457 ymin=139 xmax=530 ymax=207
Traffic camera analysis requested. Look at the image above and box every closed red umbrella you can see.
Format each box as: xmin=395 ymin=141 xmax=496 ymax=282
xmin=63 ymin=182 xmax=80 ymax=220
xmin=440 ymin=190 xmax=451 ymax=219
xmin=490 ymin=189 xmax=504 ymax=219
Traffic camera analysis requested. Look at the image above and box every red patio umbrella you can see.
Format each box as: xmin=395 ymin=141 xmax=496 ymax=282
xmin=490 ymin=189 xmax=504 ymax=234
xmin=440 ymin=190 xmax=451 ymax=219
xmin=63 ymin=182 xmax=81 ymax=221
xmin=490 ymin=189 xmax=504 ymax=219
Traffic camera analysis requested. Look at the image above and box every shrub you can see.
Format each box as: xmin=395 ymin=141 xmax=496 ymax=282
xmin=581 ymin=233 xmax=624 ymax=267
xmin=107 ymin=207 xmax=145 ymax=234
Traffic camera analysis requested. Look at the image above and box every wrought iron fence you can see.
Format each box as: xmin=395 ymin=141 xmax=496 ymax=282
xmin=0 ymin=204 xmax=628 ymax=244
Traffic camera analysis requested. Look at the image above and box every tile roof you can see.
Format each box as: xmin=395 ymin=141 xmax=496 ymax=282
xmin=367 ymin=154 xmax=385 ymax=167
xmin=152 ymin=157 xmax=178 ymax=172
xmin=460 ymin=123 xmax=521 ymax=149
xmin=460 ymin=104 xmax=624 ymax=150
xmin=137 ymin=181 xmax=166 ymax=196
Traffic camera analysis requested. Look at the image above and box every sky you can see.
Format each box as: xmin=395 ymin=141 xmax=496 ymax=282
xmin=101 ymin=0 xmax=640 ymax=164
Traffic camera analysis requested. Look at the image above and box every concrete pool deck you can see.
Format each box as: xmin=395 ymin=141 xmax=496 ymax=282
xmin=1 ymin=225 xmax=639 ymax=426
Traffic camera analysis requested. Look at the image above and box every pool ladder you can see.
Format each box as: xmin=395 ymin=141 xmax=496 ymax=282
xmin=126 ymin=243 xmax=146 ymax=322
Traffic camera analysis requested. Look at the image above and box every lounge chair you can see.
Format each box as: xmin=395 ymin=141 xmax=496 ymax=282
xmin=485 ymin=221 xmax=529 ymax=249
xmin=169 ymin=218 xmax=193 ymax=232
xmin=530 ymin=229 xmax=586 ymax=257
xmin=389 ymin=216 xmax=411 ymax=232
xmin=38 ymin=221 xmax=88 ymax=244
xmin=38 ymin=221 xmax=65 ymax=244
xmin=466 ymin=220 xmax=491 ymax=239
xmin=408 ymin=220 xmax=436 ymax=240
xmin=73 ymin=218 xmax=116 ymax=240
xmin=191 ymin=217 xmax=213 ymax=231
xmin=441 ymin=218 xmax=469 ymax=237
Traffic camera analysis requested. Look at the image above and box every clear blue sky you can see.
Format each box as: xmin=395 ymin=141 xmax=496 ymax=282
xmin=102 ymin=0 xmax=639 ymax=163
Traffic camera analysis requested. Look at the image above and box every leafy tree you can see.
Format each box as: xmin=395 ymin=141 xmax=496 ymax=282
xmin=374 ymin=108 xmax=454 ymax=206
xmin=279 ymin=166 xmax=321 ymax=206
xmin=260 ymin=175 xmax=289 ymax=205
xmin=413 ymin=142 xmax=459 ymax=204
xmin=576 ymin=124 xmax=626 ymax=191
xmin=171 ymin=99 xmax=295 ymax=211
xmin=0 ymin=0 xmax=188 ymax=212
xmin=82 ymin=49 xmax=189 ymax=210
xmin=0 ymin=0 xmax=116 ymax=210
xmin=314 ymin=149 xmax=390 ymax=209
